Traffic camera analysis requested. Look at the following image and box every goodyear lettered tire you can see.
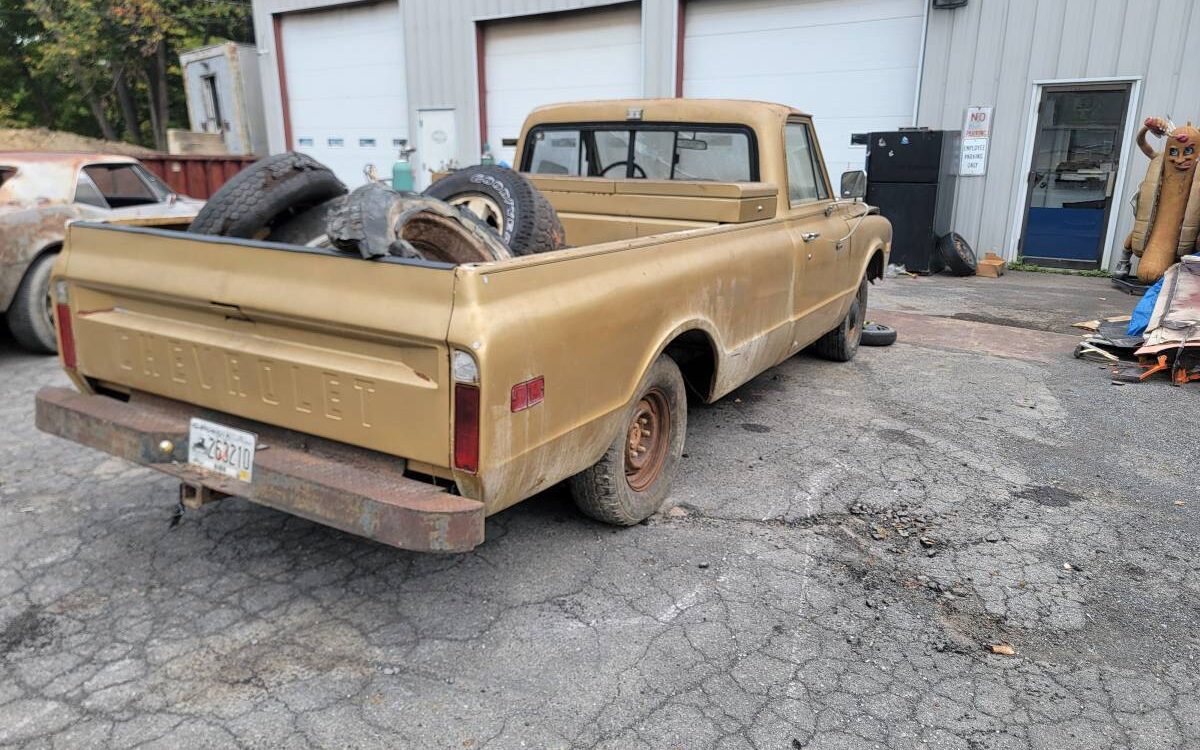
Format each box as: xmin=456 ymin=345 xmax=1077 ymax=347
xmin=6 ymin=251 xmax=58 ymax=354
xmin=189 ymin=152 xmax=346 ymax=239
xmin=813 ymin=276 xmax=867 ymax=362
xmin=569 ymin=355 xmax=687 ymax=526
xmin=422 ymin=165 xmax=565 ymax=255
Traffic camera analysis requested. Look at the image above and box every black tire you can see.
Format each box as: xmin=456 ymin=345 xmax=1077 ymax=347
xmin=266 ymin=196 xmax=345 ymax=246
xmin=569 ymin=355 xmax=687 ymax=526
xmin=938 ymin=232 xmax=977 ymax=276
xmin=422 ymin=165 xmax=565 ymax=255
xmin=6 ymin=251 xmax=58 ymax=354
xmin=861 ymin=322 xmax=897 ymax=347
xmin=188 ymin=152 xmax=347 ymax=239
xmin=813 ymin=277 xmax=867 ymax=362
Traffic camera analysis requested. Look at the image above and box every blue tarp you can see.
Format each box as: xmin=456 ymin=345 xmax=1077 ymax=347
xmin=1127 ymin=253 xmax=1200 ymax=335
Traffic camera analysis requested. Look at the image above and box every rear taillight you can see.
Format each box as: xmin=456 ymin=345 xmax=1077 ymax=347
xmin=54 ymin=280 xmax=76 ymax=370
xmin=454 ymin=384 xmax=480 ymax=473
xmin=452 ymin=349 xmax=480 ymax=473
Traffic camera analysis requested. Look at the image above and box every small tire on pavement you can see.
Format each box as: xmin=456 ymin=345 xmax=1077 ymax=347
xmin=861 ymin=321 xmax=897 ymax=347
xmin=938 ymin=232 xmax=977 ymax=276
xmin=570 ymin=354 xmax=687 ymax=526
xmin=6 ymin=251 xmax=58 ymax=354
xmin=188 ymin=152 xmax=347 ymax=239
xmin=813 ymin=277 xmax=867 ymax=362
xmin=422 ymin=165 xmax=565 ymax=255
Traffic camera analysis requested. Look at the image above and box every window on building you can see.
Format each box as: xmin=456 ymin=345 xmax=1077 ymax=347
xmin=784 ymin=122 xmax=829 ymax=204
xmin=200 ymin=74 xmax=223 ymax=133
xmin=523 ymin=124 xmax=756 ymax=182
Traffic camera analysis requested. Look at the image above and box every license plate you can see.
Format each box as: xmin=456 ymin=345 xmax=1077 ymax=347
xmin=188 ymin=418 xmax=256 ymax=483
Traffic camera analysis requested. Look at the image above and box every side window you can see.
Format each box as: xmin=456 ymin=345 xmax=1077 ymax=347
xmin=785 ymin=123 xmax=829 ymax=205
xmin=74 ymin=171 xmax=108 ymax=209
xmin=82 ymin=164 xmax=163 ymax=208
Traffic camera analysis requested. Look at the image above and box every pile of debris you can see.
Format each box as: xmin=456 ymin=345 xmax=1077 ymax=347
xmin=1075 ymin=255 xmax=1200 ymax=385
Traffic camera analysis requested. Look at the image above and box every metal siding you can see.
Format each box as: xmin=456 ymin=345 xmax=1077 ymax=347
xmin=918 ymin=0 xmax=1200 ymax=269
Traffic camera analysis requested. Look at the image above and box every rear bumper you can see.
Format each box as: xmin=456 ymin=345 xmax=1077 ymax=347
xmin=34 ymin=386 xmax=484 ymax=553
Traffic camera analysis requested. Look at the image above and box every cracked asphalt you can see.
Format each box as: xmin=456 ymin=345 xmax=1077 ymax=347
xmin=2 ymin=271 xmax=1198 ymax=749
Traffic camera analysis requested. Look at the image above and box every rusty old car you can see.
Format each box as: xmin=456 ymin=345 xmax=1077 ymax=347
xmin=1 ymin=152 xmax=201 ymax=353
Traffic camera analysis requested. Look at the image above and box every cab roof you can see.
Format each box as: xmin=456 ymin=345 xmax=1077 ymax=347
xmin=523 ymin=99 xmax=810 ymax=132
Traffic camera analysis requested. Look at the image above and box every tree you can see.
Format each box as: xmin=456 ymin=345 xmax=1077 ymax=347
xmin=1 ymin=0 xmax=250 ymax=147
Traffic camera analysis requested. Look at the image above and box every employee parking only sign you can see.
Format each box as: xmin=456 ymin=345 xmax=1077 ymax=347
xmin=959 ymin=106 xmax=993 ymax=176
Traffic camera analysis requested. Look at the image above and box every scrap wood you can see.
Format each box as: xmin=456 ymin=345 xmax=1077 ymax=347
xmin=1072 ymin=314 xmax=1132 ymax=332
xmin=1074 ymin=341 xmax=1120 ymax=362
xmin=989 ymin=643 xmax=1016 ymax=656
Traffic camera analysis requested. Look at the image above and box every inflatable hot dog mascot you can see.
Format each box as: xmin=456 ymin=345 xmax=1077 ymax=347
xmin=1125 ymin=117 xmax=1200 ymax=283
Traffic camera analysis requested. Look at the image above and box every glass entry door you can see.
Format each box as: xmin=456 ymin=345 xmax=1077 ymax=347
xmin=1020 ymin=84 xmax=1131 ymax=268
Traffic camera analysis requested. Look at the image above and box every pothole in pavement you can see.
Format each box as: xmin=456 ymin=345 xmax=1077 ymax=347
xmin=1015 ymin=485 xmax=1081 ymax=507
xmin=949 ymin=311 xmax=1061 ymax=332
xmin=0 ymin=605 xmax=57 ymax=657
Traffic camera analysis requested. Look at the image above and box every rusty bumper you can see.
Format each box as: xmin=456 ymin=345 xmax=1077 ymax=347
xmin=34 ymin=387 xmax=484 ymax=553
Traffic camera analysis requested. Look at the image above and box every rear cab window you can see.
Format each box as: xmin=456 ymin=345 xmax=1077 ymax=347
xmin=522 ymin=123 xmax=758 ymax=182
xmin=784 ymin=121 xmax=830 ymax=205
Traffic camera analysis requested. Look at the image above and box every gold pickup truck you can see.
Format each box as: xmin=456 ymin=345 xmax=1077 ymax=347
xmin=35 ymin=99 xmax=890 ymax=552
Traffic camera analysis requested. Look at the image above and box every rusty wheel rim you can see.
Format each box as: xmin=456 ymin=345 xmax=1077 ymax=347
xmin=449 ymin=194 xmax=505 ymax=235
xmin=625 ymin=388 xmax=670 ymax=492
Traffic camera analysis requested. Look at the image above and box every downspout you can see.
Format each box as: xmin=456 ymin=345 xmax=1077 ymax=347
xmin=911 ymin=0 xmax=930 ymax=125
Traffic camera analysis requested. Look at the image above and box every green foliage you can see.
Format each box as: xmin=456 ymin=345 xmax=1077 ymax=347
xmin=1007 ymin=258 xmax=1113 ymax=278
xmin=0 ymin=0 xmax=250 ymax=145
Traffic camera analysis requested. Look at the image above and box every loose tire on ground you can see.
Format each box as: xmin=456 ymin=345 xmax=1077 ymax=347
xmin=423 ymin=165 xmax=565 ymax=255
xmin=188 ymin=152 xmax=347 ymax=239
xmin=6 ymin=251 xmax=58 ymax=354
xmin=813 ymin=277 xmax=867 ymax=362
xmin=569 ymin=355 xmax=687 ymax=526
xmin=938 ymin=232 xmax=977 ymax=276
xmin=861 ymin=321 xmax=897 ymax=347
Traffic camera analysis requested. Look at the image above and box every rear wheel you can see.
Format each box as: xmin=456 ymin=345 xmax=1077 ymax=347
xmin=570 ymin=355 xmax=687 ymax=525
xmin=6 ymin=251 xmax=58 ymax=354
xmin=813 ymin=276 xmax=867 ymax=362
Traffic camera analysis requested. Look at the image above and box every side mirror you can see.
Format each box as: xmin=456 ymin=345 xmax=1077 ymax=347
xmin=840 ymin=170 xmax=867 ymax=200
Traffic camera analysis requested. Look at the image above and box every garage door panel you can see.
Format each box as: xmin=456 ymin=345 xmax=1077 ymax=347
xmin=484 ymin=4 xmax=642 ymax=165
xmin=686 ymin=67 xmax=918 ymax=120
xmin=685 ymin=0 xmax=922 ymax=36
xmin=281 ymin=2 xmax=407 ymax=187
xmin=485 ymin=7 xmax=641 ymax=56
xmin=684 ymin=18 xmax=923 ymax=79
xmin=484 ymin=45 xmax=641 ymax=92
xmin=683 ymin=0 xmax=922 ymax=174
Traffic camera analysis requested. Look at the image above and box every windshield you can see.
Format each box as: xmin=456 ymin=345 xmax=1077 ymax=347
xmin=523 ymin=124 xmax=756 ymax=182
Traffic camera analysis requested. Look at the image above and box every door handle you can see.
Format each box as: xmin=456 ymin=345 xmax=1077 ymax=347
xmin=801 ymin=232 xmax=821 ymax=242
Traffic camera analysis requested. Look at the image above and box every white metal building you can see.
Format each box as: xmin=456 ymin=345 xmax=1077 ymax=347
xmin=250 ymin=0 xmax=1199 ymax=271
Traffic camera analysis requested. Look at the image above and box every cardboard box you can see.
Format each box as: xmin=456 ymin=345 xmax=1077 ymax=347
xmin=976 ymin=252 xmax=1006 ymax=278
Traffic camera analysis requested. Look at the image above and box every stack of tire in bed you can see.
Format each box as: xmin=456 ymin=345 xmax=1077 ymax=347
xmin=187 ymin=152 xmax=566 ymax=262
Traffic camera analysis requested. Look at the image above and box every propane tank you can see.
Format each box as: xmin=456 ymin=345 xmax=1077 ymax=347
xmin=480 ymin=142 xmax=495 ymax=166
xmin=392 ymin=139 xmax=417 ymax=192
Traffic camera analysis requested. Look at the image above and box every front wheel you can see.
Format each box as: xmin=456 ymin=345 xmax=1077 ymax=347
xmin=570 ymin=355 xmax=687 ymax=525
xmin=6 ymin=252 xmax=58 ymax=354
xmin=813 ymin=276 xmax=867 ymax=362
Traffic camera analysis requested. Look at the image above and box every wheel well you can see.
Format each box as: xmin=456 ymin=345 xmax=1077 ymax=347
xmin=867 ymin=248 xmax=885 ymax=282
xmin=663 ymin=329 xmax=717 ymax=401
